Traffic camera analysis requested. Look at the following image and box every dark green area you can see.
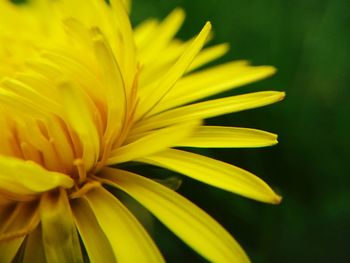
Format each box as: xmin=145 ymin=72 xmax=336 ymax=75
xmin=131 ymin=0 xmax=350 ymax=262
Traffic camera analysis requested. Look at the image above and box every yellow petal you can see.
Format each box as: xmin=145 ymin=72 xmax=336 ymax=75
xmin=0 ymin=203 xmax=39 ymax=241
xmin=40 ymin=50 xmax=104 ymax=104
xmin=0 ymin=238 xmax=25 ymax=263
xmin=137 ymin=22 xmax=212 ymax=118
xmin=92 ymin=30 xmax=126 ymax=145
xmin=187 ymin=43 xmax=230 ymax=72
xmin=0 ymin=87 xmax=51 ymax=119
xmin=133 ymin=91 xmax=285 ymax=133
xmin=23 ymin=226 xmax=46 ymax=263
xmin=0 ymin=202 xmax=40 ymax=262
xmin=134 ymin=19 xmax=159 ymax=49
xmin=15 ymin=71 xmax=61 ymax=106
xmin=137 ymin=149 xmax=281 ymax=204
xmin=40 ymin=189 xmax=83 ymax=263
xmin=99 ymin=168 xmax=250 ymax=263
xmin=71 ymin=197 xmax=116 ymax=263
xmin=138 ymin=8 xmax=185 ymax=63
xmin=1 ymin=77 xmax=61 ymax=116
xmin=59 ymin=80 xmax=100 ymax=171
xmin=121 ymin=0 xmax=131 ymax=13
xmin=0 ymin=155 xmax=73 ymax=196
xmin=178 ymin=126 xmax=278 ymax=148
xmin=109 ymin=0 xmax=137 ymax=89
xmin=85 ymin=187 xmax=164 ymax=263
xmin=107 ymin=121 xmax=200 ymax=165
xmin=154 ymin=62 xmax=276 ymax=113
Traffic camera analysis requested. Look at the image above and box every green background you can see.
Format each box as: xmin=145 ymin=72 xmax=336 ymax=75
xmin=131 ymin=0 xmax=350 ymax=262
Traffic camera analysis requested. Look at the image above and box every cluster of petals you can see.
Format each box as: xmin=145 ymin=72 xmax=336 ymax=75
xmin=0 ymin=0 xmax=283 ymax=262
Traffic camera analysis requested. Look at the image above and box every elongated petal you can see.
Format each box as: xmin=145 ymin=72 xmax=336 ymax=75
xmin=85 ymin=187 xmax=164 ymax=263
xmin=139 ymin=42 xmax=229 ymax=88
xmin=99 ymin=168 xmax=250 ymax=263
xmin=178 ymin=126 xmax=278 ymax=148
xmin=0 ymin=238 xmax=25 ymax=263
xmin=0 ymin=202 xmax=40 ymax=262
xmin=139 ymin=8 xmax=185 ymax=63
xmin=137 ymin=22 xmax=212 ymax=118
xmin=107 ymin=121 xmax=200 ymax=164
xmin=187 ymin=43 xmax=230 ymax=72
xmin=137 ymin=149 xmax=281 ymax=204
xmin=93 ymin=30 xmax=126 ymax=144
xmin=121 ymin=0 xmax=131 ymax=13
xmin=133 ymin=91 xmax=285 ymax=133
xmin=71 ymin=197 xmax=116 ymax=263
xmin=0 ymin=202 xmax=39 ymax=241
xmin=109 ymin=0 xmax=137 ymax=88
xmin=1 ymin=77 xmax=61 ymax=115
xmin=0 ymin=156 xmax=73 ymax=196
xmin=40 ymin=189 xmax=83 ymax=263
xmin=134 ymin=19 xmax=159 ymax=48
xmin=59 ymin=80 xmax=100 ymax=171
xmin=23 ymin=226 xmax=46 ymax=263
xmin=154 ymin=62 xmax=276 ymax=113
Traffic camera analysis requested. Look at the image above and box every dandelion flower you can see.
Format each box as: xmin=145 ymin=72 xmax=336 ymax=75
xmin=0 ymin=0 xmax=284 ymax=262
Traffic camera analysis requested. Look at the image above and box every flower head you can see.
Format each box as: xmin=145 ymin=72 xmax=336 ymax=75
xmin=0 ymin=0 xmax=284 ymax=262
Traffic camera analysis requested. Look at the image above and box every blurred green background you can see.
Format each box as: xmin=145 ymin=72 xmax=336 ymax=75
xmin=131 ymin=0 xmax=350 ymax=262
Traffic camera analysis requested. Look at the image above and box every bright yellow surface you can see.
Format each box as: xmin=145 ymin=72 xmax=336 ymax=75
xmin=0 ymin=0 xmax=283 ymax=261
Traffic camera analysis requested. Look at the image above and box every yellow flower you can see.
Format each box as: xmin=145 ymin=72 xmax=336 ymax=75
xmin=0 ymin=0 xmax=284 ymax=262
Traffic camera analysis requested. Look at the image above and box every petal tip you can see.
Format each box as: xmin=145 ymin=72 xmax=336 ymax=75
xmin=272 ymin=194 xmax=283 ymax=205
xmin=205 ymin=21 xmax=212 ymax=30
xmin=279 ymin=91 xmax=286 ymax=101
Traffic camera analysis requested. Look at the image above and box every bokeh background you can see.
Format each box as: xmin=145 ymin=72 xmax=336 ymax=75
xmin=130 ymin=0 xmax=350 ymax=262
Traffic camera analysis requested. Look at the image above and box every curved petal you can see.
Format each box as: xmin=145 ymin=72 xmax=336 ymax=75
xmin=85 ymin=187 xmax=164 ymax=263
xmin=93 ymin=30 xmax=126 ymax=145
xmin=137 ymin=8 xmax=185 ymax=63
xmin=187 ymin=43 xmax=230 ymax=72
xmin=132 ymin=91 xmax=285 ymax=133
xmin=138 ymin=22 xmax=212 ymax=118
xmin=0 ymin=202 xmax=40 ymax=262
xmin=59 ymin=80 xmax=100 ymax=171
xmin=137 ymin=149 xmax=281 ymax=204
xmin=23 ymin=226 xmax=46 ymax=263
xmin=71 ymin=198 xmax=116 ymax=263
xmin=154 ymin=62 xmax=276 ymax=113
xmin=109 ymin=0 xmax=137 ymax=88
xmin=99 ymin=168 xmax=250 ymax=263
xmin=177 ymin=126 xmax=278 ymax=148
xmin=107 ymin=121 xmax=200 ymax=164
xmin=0 ymin=155 xmax=73 ymax=196
xmin=40 ymin=189 xmax=83 ymax=263
xmin=0 ymin=202 xmax=39 ymax=241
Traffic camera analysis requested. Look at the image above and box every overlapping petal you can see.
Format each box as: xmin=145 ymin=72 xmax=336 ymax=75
xmin=99 ymin=168 xmax=250 ymax=263
xmin=137 ymin=149 xmax=281 ymax=204
xmin=85 ymin=187 xmax=164 ymax=263
xmin=0 ymin=0 xmax=283 ymax=261
xmin=0 ymin=156 xmax=74 ymax=196
xmin=40 ymin=189 xmax=83 ymax=262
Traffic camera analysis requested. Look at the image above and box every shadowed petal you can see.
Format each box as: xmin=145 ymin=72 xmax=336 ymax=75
xmin=40 ymin=189 xmax=83 ymax=263
xmin=85 ymin=187 xmax=164 ymax=263
xmin=23 ymin=226 xmax=46 ymax=263
xmin=137 ymin=149 xmax=281 ymax=204
xmin=71 ymin=197 xmax=116 ymax=263
xmin=99 ymin=168 xmax=250 ymax=263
